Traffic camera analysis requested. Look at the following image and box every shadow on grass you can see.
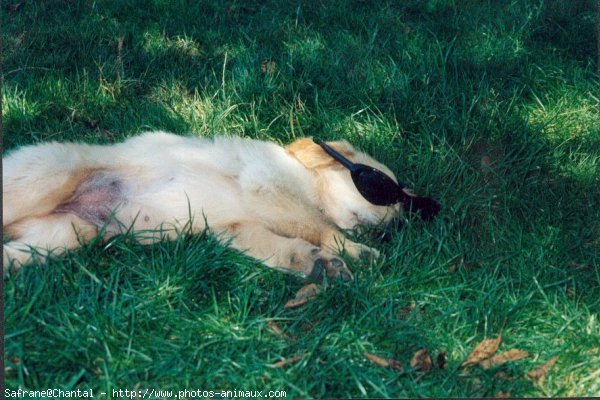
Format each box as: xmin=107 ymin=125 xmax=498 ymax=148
xmin=5 ymin=1 xmax=595 ymax=141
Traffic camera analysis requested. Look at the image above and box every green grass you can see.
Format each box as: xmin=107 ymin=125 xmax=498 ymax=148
xmin=3 ymin=0 xmax=599 ymax=397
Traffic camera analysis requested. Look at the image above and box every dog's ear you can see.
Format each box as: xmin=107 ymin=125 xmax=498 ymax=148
xmin=286 ymin=137 xmax=356 ymax=169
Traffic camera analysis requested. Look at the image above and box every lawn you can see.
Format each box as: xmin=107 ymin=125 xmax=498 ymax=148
xmin=3 ymin=0 xmax=599 ymax=398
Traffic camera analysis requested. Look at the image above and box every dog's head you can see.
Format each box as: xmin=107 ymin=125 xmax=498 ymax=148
xmin=287 ymin=138 xmax=402 ymax=229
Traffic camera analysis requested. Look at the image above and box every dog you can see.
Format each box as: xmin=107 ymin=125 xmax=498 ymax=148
xmin=3 ymin=132 xmax=436 ymax=280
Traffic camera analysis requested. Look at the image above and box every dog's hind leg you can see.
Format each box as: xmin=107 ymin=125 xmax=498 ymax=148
xmin=225 ymin=222 xmax=354 ymax=282
xmin=3 ymin=142 xmax=94 ymax=226
xmin=3 ymin=213 xmax=98 ymax=276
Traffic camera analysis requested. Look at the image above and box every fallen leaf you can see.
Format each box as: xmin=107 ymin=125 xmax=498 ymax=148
xmin=284 ymin=283 xmax=321 ymax=309
xmin=364 ymin=352 xmax=403 ymax=371
xmin=495 ymin=390 xmax=511 ymax=398
xmin=462 ymin=332 xmax=503 ymax=367
xmin=364 ymin=352 xmax=389 ymax=367
xmin=410 ymin=348 xmax=433 ymax=372
xmin=284 ymin=297 xmax=307 ymax=309
xmin=526 ymin=356 xmax=558 ymax=382
xmin=436 ymin=351 xmax=446 ymax=369
xmin=272 ymin=354 xmax=304 ymax=368
xmin=479 ymin=349 xmax=529 ymax=370
xmin=267 ymin=321 xmax=293 ymax=340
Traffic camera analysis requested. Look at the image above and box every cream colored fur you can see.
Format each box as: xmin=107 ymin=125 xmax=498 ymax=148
xmin=3 ymin=132 xmax=402 ymax=280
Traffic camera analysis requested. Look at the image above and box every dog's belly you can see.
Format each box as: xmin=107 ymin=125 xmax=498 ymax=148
xmin=49 ymin=132 xmax=304 ymax=240
xmin=55 ymin=166 xmax=247 ymax=239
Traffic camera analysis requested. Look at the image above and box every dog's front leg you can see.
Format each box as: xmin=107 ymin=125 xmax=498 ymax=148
xmin=319 ymin=228 xmax=381 ymax=262
xmin=223 ymin=222 xmax=354 ymax=282
xmin=320 ymin=228 xmax=379 ymax=260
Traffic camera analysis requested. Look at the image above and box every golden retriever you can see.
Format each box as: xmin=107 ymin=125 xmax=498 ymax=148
xmin=3 ymin=132 xmax=428 ymax=280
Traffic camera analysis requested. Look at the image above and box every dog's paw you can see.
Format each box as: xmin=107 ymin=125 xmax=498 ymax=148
xmin=343 ymin=241 xmax=380 ymax=262
xmin=287 ymin=244 xmax=353 ymax=283
xmin=307 ymin=252 xmax=353 ymax=283
xmin=306 ymin=249 xmax=354 ymax=282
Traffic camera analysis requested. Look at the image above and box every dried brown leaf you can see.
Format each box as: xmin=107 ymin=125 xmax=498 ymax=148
xmin=284 ymin=297 xmax=308 ymax=309
xmin=462 ymin=332 xmax=503 ymax=367
xmin=495 ymin=390 xmax=511 ymax=398
xmin=284 ymin=283 xmax=320 ymax=309
xmin=364 ymin=352 xmax=389 ymax=367
xmin=526 ymin=356 xmax=558 ymax=382
xmin=364 ymin=352 xmax=403 ymax=371
xmin=479 ymin=348 xmax=529 ymax=370
xmin=267 ymin=321 xmax=294 ymax=340
xmin=296 ymin=282 xmax=320 ymax=297
xmin=268 ymin=320 xmax=284 ymax=334
xmin=410 ymin=348 xmax=433 ymax=372
xmin=272 ymin=354 xmax=304 ymax=368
